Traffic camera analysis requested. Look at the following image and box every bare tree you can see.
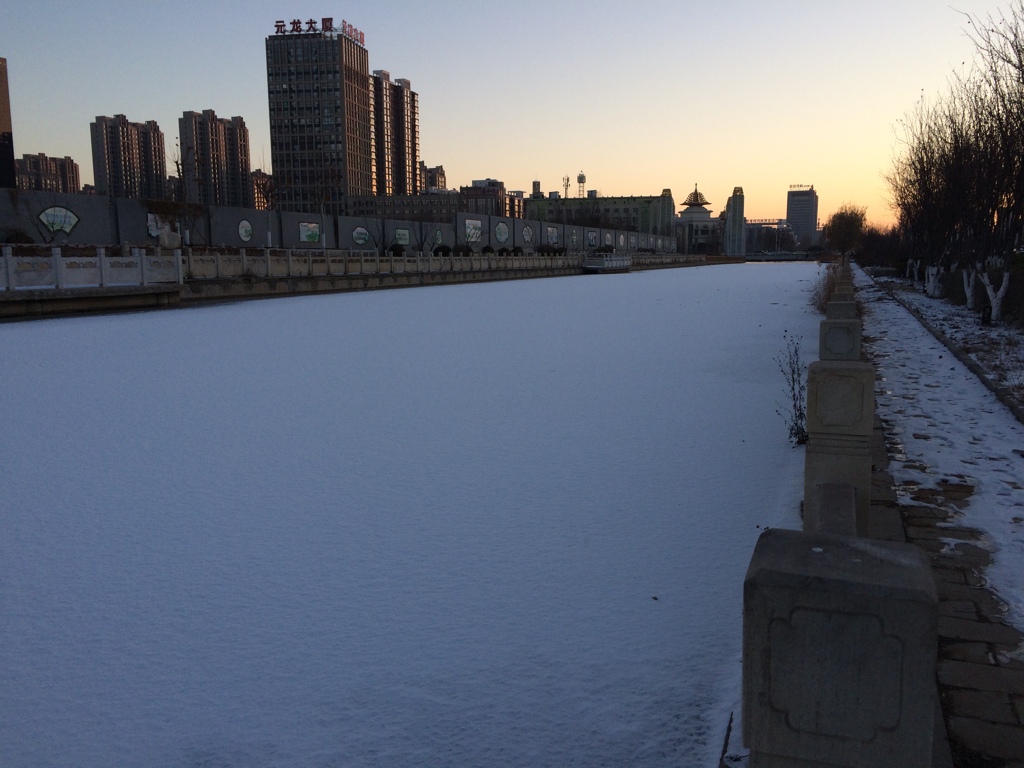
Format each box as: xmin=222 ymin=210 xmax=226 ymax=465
xmin=887 ymin=3 xmax=1024 ymax=318
xmin=823 ymin=205 xmax=866 ymax=257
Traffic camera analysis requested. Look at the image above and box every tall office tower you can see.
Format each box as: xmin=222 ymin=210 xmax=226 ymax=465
xmin=370 ymin=71 xmax=421 ymax=197
xmin=90 ymin=114 xmax=167 ymax=199
xmin=16 ymin=153 xmax=80 ymax=193
xmin=179 ymin=110 xmax=253 ymax=208
xmin=723 ymin=186 xmax=746 ymax=256
xmin=266 ymin=18 xmax=373 ymax=215
xmin=786 ymin=184 xmax=819 ymax=247
xmin=0 ymin=58 xmax=16 ymax=188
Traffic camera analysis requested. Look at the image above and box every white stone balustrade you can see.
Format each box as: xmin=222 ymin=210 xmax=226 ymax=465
xmin=803 ymin=359 xmax=875 ymax=535
xmin=744 ymin=528 xmax=938 ymax=768
xmin=1 ymin=245 xmax=183 ymax=290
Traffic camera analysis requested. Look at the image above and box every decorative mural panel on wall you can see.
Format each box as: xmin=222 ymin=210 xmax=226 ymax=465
xmin=238 ymin=220 xmax=253 ymax=242
xmin=495 ymin=222 xmax=509 ymax=243
xmin=522 ymin=225 xmax=534 ymax=244
xmin=146 ymin=213 xmax=174 ymax=239
xmin=465 ymin=219 xmax=482 ymax=243
xmin=546 ymin=226 xmax=558 ymax=245
xmin=353 ymin=226 xmax=370 ymax=245
xmin=299 ymin=222 xmax=321 ymax=242
xmin=38 ymin=207 xmax=79 ymax=235
xmin=395 ymin=228 xmax=410 ymax=246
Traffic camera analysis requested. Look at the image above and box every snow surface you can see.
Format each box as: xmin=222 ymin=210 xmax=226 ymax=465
xmin=0 ymin=264 xmax=820 ymax=767
xmin=857 ymin=271 xmax=1024 ymax=632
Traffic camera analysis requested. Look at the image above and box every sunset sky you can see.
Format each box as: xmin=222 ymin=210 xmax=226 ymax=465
xmin=1 ymin=1 xmax=1010 ymax=227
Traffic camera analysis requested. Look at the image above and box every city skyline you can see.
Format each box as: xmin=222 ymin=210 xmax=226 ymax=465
xmin=1 ymin=0 xmax=1010 ymax=227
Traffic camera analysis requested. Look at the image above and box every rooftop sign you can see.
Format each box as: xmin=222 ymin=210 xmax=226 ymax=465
xmin=274 ymin=17 xmax=364 ymax=45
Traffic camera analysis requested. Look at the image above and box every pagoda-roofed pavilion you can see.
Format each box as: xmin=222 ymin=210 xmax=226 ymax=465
xmin=677 ymin=184 xmax=716 ymax=254
xmin=682 ymin=184 xmax=710 ymax=208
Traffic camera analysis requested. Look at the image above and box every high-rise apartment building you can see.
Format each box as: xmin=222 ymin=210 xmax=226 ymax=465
xmin=251 ymin=168 xmax=272 ymax=210
xmin=179 ymin=110 xmax=252 ymax=208
xmin=90 ymin=114 xmax=167 ymax=199
xmin=371 ymin=72 xmax=420 ymax=196
xmin=16 ymin=153 xmax=80 ymax=193
xmin=723 ymin=187 xmax=746 ymax=256
xmin=786 ymin=184 xmax=819 ymax=247
xmin=0 ymin=57 xmax=16 ymax=188
xmin=266 ymin=18 xmax=373 ymax=215
xmin=426 ymin=165 xmax=446 ymax=191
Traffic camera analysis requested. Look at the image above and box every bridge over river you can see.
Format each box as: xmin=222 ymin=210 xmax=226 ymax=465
xmin=0 ymin=262 xmax=821 ymax=767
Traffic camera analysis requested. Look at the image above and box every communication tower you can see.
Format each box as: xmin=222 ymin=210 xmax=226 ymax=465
xmin=577 ymin=171 xmax=586 ymax=198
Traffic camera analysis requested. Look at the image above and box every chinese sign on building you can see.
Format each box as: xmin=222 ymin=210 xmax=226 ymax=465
xmin=274 ymin=17 xmax=365 ymax=45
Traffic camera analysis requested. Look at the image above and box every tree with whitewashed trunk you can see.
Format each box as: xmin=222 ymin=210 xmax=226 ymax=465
xmin=888 ymin=4 xmax=1024 ymax=319
xmin=925 ymin=264 xmax=945 ymax=297
xmin=978 ymin=256 xmax=1012 ymax=321
xmin=962 ymin=267 xmax=977 ymax=310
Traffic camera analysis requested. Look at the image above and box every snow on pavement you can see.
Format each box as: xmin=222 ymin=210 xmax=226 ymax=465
xmin=857 ymin=270 xmax=1024 ymax=632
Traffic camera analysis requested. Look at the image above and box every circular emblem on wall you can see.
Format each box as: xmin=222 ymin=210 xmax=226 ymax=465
xmin=238 ymin=220 xmax=253 ymax=242
xmin=495 ymin=222 xmax=509 ymax=243
xmin=604 ymin=233 xmax=612 ymax=246
xmin=522 ymin=225 xmax=534 ymax=244
xmin=618 ymin=234 xmax=625 ymax=247
xmin=434 ymin=229 xmax=443 ymax=245
xmin=353 ymin=226 xmax=370 ymax=246
xmin=571 ymin=230 xmax=579 ymax=247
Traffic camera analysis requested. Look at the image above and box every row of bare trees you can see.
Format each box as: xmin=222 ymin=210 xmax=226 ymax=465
xmin=886 ymin=2 xmax=1024 ymax=320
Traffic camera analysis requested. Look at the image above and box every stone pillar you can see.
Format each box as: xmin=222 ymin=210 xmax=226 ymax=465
xmin=819 ymin=319 xmax=861 ymax=361
xmin=803 ymin=359 xmax=874 ymax=534
xmin=97 ymin=247 xmax=107 ymax=286
xmin=826 ymin=300 xmax=857 ymax=321
xmin=831 ymin=286 xmax=854 ymax=302
xmin=1 ymin=245 xmax=10 ymax=292
xmin=743 ymin=528 xmax=937 ymax=768
xmin=52 ymin=246 xmax=64 ymax=289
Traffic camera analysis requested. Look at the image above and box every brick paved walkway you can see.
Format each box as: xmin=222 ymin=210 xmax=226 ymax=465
xmin=870 ymin=414 xmax=1024 ymax=767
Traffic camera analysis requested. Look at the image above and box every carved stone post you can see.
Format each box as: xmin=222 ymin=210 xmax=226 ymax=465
xmin=819 ymin=319 xmax=862 ymax=362
xmin=744 ymin=528 xmax=937 ymax=767
xmin=803 ymin=359 xmax=874 ymax=534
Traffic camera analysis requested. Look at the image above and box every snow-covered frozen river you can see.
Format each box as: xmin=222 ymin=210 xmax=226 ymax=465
xmin=0 ymin=263 xmax=819 ymax=767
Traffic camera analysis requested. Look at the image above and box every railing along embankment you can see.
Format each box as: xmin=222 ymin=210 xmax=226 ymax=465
xmin=1 ymin=245 xmax=706 ymax=318
xmin=737 ymin=257 xmax=944 ymax=767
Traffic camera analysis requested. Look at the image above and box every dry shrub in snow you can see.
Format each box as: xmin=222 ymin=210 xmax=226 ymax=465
xmin=810 ymin=262 xmax=840 ymax=314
